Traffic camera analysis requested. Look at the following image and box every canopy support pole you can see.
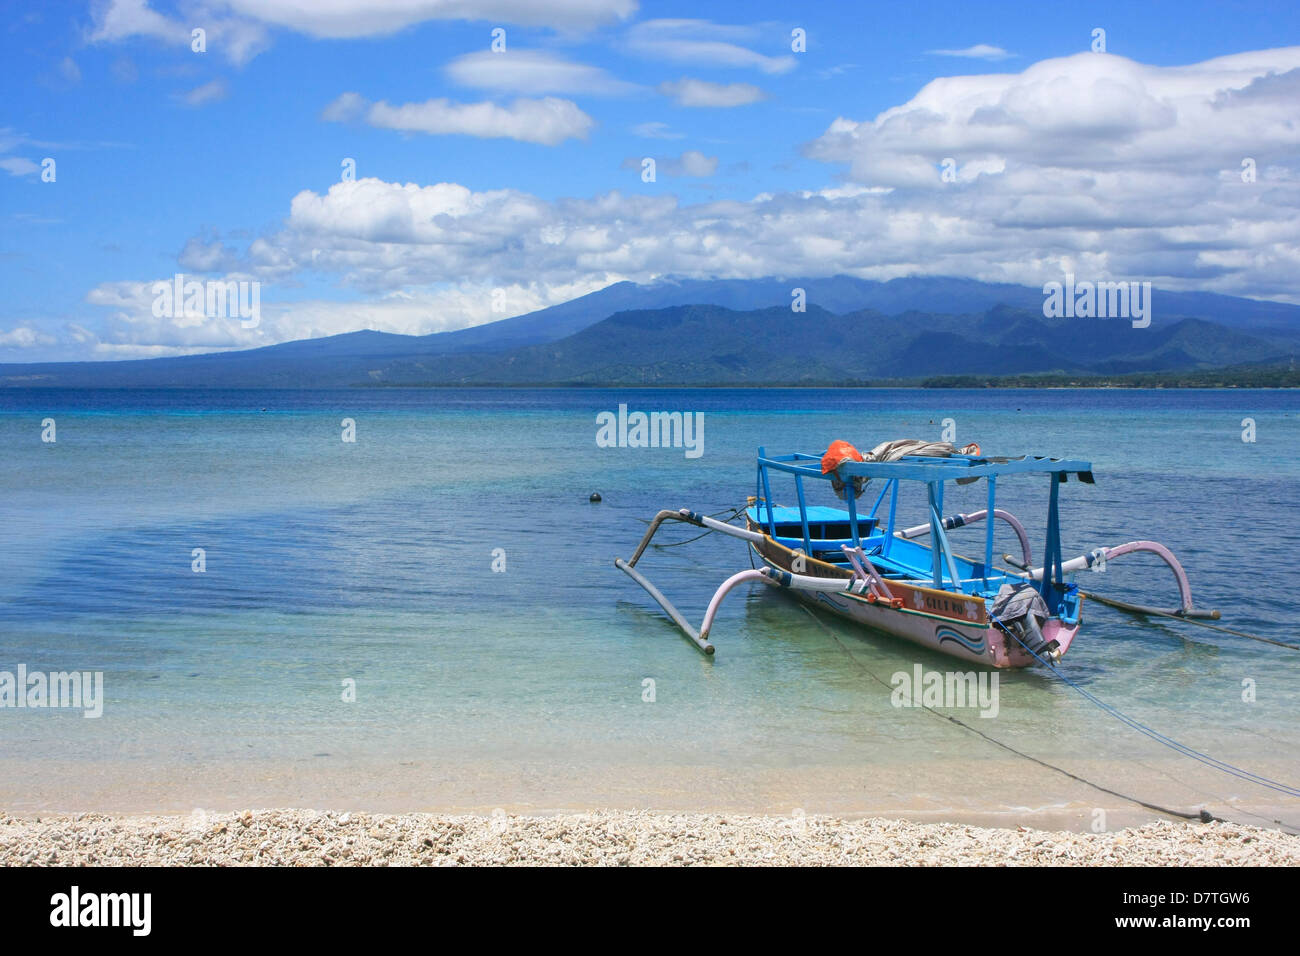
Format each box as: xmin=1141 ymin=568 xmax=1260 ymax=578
xmin=984 ymin=477 xmax=997 ymax=589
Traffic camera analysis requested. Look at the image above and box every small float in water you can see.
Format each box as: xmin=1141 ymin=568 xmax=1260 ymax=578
xmin=616 ymin=439 xmax=1216 ymax=665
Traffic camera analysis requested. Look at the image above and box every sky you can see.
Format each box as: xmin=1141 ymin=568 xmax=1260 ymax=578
xmin=2 ymin=0 xmax=1299 ymax=362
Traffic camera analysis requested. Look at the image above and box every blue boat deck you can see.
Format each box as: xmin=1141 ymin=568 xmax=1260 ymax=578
xmin=751 ymin=446 xmax=1088 ymax=623
xmin=746 ymin=505 xmax=1029 ymax=602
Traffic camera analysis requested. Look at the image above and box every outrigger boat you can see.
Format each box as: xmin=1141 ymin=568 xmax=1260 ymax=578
xmin=616 ymin=439 xmax=1215 ymax=667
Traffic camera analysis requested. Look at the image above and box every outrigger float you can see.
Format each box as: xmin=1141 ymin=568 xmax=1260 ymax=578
xmin=616 ymin=439 xmax=1216 ymax=666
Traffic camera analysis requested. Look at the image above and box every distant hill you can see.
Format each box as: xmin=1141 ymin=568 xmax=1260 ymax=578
xmin=3 ymin=276 xmax=1299 ymax=387
xmin=402 ymin=275 xmax=1300 ymax=352
xmin=357 ymin=304 xmax=1299 ymax=385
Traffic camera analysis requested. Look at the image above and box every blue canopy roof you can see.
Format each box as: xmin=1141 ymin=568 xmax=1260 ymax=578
xmin=759 ymin=451 xmax=1095 ymax=483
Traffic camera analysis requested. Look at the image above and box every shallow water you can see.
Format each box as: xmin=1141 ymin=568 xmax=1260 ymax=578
xmin=1 ymin=387 xmax=1298 ymax=828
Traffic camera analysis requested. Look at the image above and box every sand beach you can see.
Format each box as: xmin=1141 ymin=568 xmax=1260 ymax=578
xmin=2 ymin=809 xmax=1296 ymax=867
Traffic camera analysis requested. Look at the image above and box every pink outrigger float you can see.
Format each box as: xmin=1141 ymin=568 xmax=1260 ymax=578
xmin=616 ymin=440 xmax=1214 ymax=665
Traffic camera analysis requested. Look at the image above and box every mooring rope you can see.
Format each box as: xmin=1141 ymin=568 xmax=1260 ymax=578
xmin=991 ymin=616 xmax=1300 ymax=800
xmin=797 ymin=605 xmax=1220 ymax=824
xmin=714 ymin=516 xmax=1300 ymax=828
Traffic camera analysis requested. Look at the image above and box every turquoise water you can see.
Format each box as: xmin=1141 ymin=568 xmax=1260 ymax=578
xmin=1 ymin=388 xmax=1298 ymax=825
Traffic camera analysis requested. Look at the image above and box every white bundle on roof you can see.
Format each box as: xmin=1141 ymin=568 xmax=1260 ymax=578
xmin=862 ymin=439 xmax=981 ymax=462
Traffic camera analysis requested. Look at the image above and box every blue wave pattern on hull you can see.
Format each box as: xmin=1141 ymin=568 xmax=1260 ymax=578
xmin=936 ymin=625 xmax=986 ymax=654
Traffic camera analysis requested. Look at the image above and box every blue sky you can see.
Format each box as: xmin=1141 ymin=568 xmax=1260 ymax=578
xmin=3 ymin=0 xmax=1299 ymax=361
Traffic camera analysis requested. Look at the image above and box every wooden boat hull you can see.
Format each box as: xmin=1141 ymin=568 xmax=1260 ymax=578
xmin=747 ymin=519 xmax=1081 ymax=669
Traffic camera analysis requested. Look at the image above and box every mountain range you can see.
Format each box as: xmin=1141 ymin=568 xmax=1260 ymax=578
xmin=4 ymin=276 xmax=1299 ymax=387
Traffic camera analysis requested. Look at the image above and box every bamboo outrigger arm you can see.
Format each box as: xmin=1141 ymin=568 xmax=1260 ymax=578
xmin=897 ymin=508 xmax=1033 ymax=567
xmin=1005 ymin=540 xmax=1220 ymax=620
xmin=622 ymin=509 xmax=766 ymax=568
xmin=614 ymin=558 xmax=728 ymax=654
xmin=615 ymin=508 xmax=857 ymax=655
xmin=614 ymin=559 xmax=859 ymax=655
xmin=616 ymin=508 xmax=766 ymax=654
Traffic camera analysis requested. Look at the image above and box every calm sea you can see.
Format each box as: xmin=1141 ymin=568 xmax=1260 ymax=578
xmin=1 ymin=387 xmax=1298 ymax=827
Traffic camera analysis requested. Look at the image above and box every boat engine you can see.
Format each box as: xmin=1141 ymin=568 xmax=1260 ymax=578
xmin=992 ymin=582 xmax=1059 ymax=661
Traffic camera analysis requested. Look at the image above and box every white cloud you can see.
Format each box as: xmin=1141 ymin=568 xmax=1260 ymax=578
xmin=181 ymin=79 xmax=228 ymax=106
xmin=44 ymin=46 xmax=1300 ymax=357
xmin=258 ymin=89 xmax=1300 ymax=297
xmin=325 ymin=93 xmax=594 ymax=145
xmin=0 ymin=157 xmax=40 ymax=177
xmin=272 ymin=177 xmax=890 ymax=291
xmin=621 ymin=151 xmax=718 ymax=177
xmin=626 ymin=19 xmax=796 ymax=74
xmin=0 ymin=325 xmax=56 ymax=348
xmin=0 ymin=129 xmax=44 ymax=177
xmin=631 ymin=121 xmax=684 ymax=139
xmin=320 ymin=91 xmax=368 ymax=122
xmin=178 ymin=237 xmax=241 ymax=272
xmin=445 ymin=50 xmax=640 ymax=95
xmin=224 ymin=0 xmax=636 ymax=35
xmin=672 ymin=150 xmax=718 ymax=176
xmin=88 ymin=0 xmax=270 ymax=65
xmin=283 ymin=179 xmax=550 ymax=259
xmin=88 ymin=0 xmax=183 ymax=45
xmin=87 ymin=0 xmax=635 ymax=60
xmin=73 ymin=275 xmax=617 ymax=356
xmin=805 ymin=49 xmax=1300 ymax=189
xmin=658 ymin=77 xmax=766 ymax=107
xmin=927 ymin=44 xmax=1015 ymax=61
